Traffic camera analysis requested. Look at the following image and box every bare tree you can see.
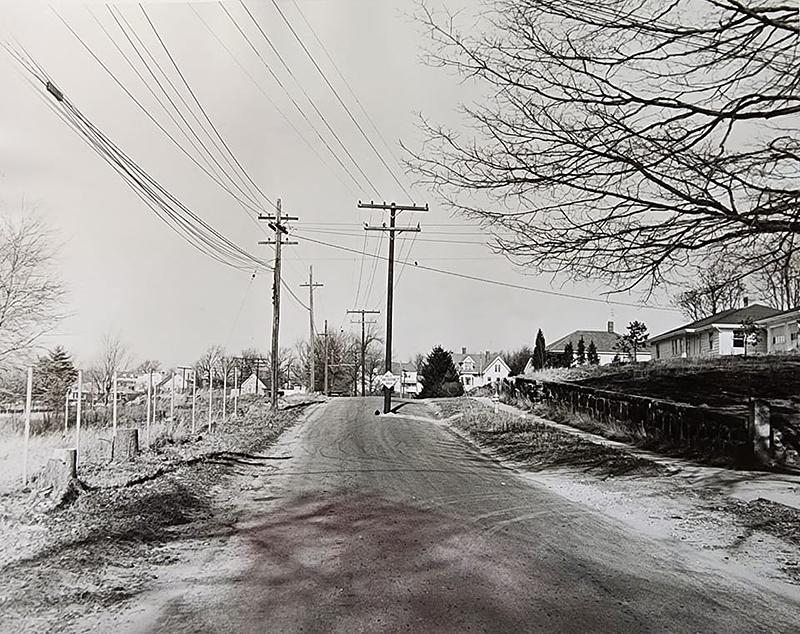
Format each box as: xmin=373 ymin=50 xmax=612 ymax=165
xmin=90 ymin=333 xmax=131 ymax=406
xmin=0 ymin=215 xmax=65 ymax=368
xmin=749 ymin=239 xmax=800 ymax=310
xmin=194 ymin=345 xmax=224 ymax=388
xmin=411 ymin=1 xmax=800 ymax=293
xmin=674 ymin=257 xmax=746 ymax=320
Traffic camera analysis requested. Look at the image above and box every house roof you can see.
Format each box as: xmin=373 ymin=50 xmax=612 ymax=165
xmin=649 ymin=304 xmax=781 ymax=343
xmin=451 ymin=351 xmax=506 ymax=374
xmin=391 ymin=362 xmax=417 ymax=374
xmin=547 ymin=330 xmax=621 ymax=354
xmin=756 ymin=305 xmax=800 ymax=325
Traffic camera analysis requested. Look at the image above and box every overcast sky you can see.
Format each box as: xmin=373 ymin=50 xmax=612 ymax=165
xmin=0 ymin=0 xmax=684 ymax=370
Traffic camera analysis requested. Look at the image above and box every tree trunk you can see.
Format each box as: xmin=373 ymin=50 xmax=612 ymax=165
xmin=40 ymin=448 xmax=77 ymax=492
xmin=112 ymin=428 xmax=139 ymax=462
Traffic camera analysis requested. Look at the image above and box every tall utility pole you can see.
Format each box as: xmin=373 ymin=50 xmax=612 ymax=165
xmin=323 ymin=319 xmax=329 ymax=395
xmin=300 ymin=266 xmax=323 ymax=393
xmin=358 ymin=201 xmax=427 ymax=413
xmin=259 ymin=199 xmax=298 ymax=409
xmin=347 ymin=309 xmax=380 ymax=397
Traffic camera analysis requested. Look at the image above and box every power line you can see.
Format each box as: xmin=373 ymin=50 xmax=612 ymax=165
xmin=269 ymin=0 xmax=412 ymax=199
xmin=221 ymin=2 xmax=373 ymax=196
xmin=186 ymin=3 xmax=356 ymax=198
xmin=51 ymin=6 xmax=265 ymax=217
xmin=291 ymin=231 xmax=681 ymax=312
xmin=289 ymin=0 xmax=410 ymax=189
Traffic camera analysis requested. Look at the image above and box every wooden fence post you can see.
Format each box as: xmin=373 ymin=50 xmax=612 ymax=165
xmin=75 ymin=370 xmax=83 ymax=465
xmin=22 ymin=367 xmax=33 ymax=486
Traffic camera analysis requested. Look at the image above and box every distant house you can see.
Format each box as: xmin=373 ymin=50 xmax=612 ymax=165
xmin=391 ymin=362 xmax=422 ymax=397
xmin=234 ymin=373 xmax=266 ymax=396
xmin=451 ymin=348 xmax=511 ymax=391
xmin=156 ymin=372 xmax=191 ymax=394
xmin=545 ymin=322 xmax=650 ymax=366
xmin=135 ymin=371 xmax=165 ymax=393
xmin=755 ymin=306 xmax=800 ymax=354
xmin=649 ymin=304 xmax=780 ymax=360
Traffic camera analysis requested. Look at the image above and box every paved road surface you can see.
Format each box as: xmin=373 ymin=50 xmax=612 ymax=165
xmin=114 ymin=398 xmax=800 ymax=633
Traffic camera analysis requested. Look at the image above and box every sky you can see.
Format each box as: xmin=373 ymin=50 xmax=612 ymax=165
xmin=0 ymin=0 xmax=685 ymax=370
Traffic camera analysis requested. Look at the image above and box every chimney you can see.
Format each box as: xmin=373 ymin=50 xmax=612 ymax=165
xmin=744 ymin=296 xmax=749 ymax=307
xmin=485 ymin=350 xmax=490 ymax=362
xmin=607 ymin=321 xmax=614 ymax=333
xmin=461 ymin=346 xmax=467 ymax=354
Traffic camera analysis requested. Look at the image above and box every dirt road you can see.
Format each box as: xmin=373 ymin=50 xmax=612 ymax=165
xmin=82 ymin=398 xmax=800 ymax=633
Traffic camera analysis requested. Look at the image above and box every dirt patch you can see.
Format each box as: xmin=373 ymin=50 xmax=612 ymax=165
xmin=0 ymin=399 xmax=309 ymax=633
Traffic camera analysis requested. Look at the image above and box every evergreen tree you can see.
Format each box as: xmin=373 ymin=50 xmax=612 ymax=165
xmin=620 ymin=321 xmax=649 ymax=362
xmin=587 ymin=340 xmax=600 ymax=365
xmin=33 ymin=346 xmax=77 ymax=422
xmin=533 ymin=329 xmax=546 ymax=370
xmin=419 ymin=346 xmax=463 ymax=398
xmin=563 ymin=341 xmax=574 ymax=368
xmin=576 ymin=337 xmax=586 ymax=365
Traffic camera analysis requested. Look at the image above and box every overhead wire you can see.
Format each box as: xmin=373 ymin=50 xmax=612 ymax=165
xmin=290 ymin=231 xmax=682 ymax=312
xmin=219 ymin=2 xmax=370 ymax=196
xmin=50 ymin=5 xmax=266 ymax=218
xmin=268 ymin=0 xmax=412 ymax=199
xmin=186 ymin=2 xmax=357 ymax=198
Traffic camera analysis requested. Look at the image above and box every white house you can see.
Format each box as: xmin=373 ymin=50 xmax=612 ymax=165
xmin=649 ymin=304 xmax=779 ymax=360
xmin=756 ymin=306 xmax=800 ymax=354
xmin=451 ymin=348 xmax=511 ymax=392
xmin=392 ymin=362 xmax=422 ymax=397
xmin=545 ymin=322 xmax=651 ymax=366
xmin=232 ymin=373 xmax=267 ymax=396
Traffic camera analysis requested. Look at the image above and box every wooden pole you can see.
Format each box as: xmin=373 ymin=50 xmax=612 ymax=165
xmin=170 ymin=371 xmax=175 ymax=422
xmin=112 ymin=370 xmax=118 ymax=437
xmin=22 ymin=366 xmax=33 ymax=486
xmin=75 ymin=369 xmax=83 ymax=463
xmin=146 ymin=371 xmax=152 ymax=446
xmin=191 ymin=371 xmax=197 ymax=435
xmin=233 ymin=366 xmax=239 ymax=417
xmin=207 ymin=367 xmax=213 ymax=433
xmin=222 ymin=364 xmax=227 ymax=424
xmin=63 ymin=390 xmax=69 ymax=436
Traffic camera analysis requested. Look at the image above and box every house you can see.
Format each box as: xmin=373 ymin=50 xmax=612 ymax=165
xmin=135 ymin=371 xmax=164 ymax=392
xmin=648 ymin=304 xmax=780 ymax=360
xmin=451 ymin=348 xmax=511 ymax=391
xmin=546 ymin=322 xmax=650 ymax=365
xmin=755 ymin=306 xmax=800 ymax=354
xmin=391 ymin=362 xmax=422 ymax=397
xmin=232 ymin=373 xmax=266 ymax=396
xmin=156 ymin=372 xmax=191 ymax=394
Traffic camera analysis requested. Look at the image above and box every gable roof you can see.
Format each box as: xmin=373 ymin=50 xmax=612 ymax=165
xmin=391 ymin=361 xmax=417 ymax=374
xmin=451 ymin=351 xmax=506 ymax=374
xmin=649 ymin=304 xmax=781 ymax=343
xmin=756 ymin=305 xmax=800 ymax=325
xmin=547 ymin=330 xmax=621 ymax=354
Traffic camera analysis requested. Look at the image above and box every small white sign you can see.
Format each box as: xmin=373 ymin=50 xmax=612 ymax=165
xmin=380 ymin=371 xmax=398 ymax=389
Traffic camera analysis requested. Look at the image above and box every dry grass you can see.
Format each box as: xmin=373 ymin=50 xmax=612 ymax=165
xmin=0 ymin=418 xmax=194 ymax=494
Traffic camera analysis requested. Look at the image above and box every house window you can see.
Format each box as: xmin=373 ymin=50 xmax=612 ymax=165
xmin=775 ymin=334 xmax=786 ymax=344
xmin=733 ymin=331 xmax=745 ymax=348
xmin=708 ymin=333 xmax=713 ymax=349
xmin=791 ymin=332 xmax=797 ymax=341
xmin=495 ymin=363 xmax=500 ymax=372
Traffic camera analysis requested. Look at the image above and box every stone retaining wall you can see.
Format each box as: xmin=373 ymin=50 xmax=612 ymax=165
xmin=504 ymin=377 xmax=752 ymax=463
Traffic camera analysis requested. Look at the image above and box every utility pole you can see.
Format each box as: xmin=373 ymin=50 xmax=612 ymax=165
xmin=300 ymin=266 xmax=323 ymax=393
xmin=358 ymin=201 xmax=427 ymax=413
xmin=259 ymin=199 xmax=298 ymax=409
xmin=347 ymin=309 xmax=380 ymax=397
xmin=323 ymin=319 xmax=329 ymax=395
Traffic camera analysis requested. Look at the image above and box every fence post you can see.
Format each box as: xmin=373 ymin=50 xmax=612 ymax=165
xmin=170 ymin=372 xmax=175 ymax=422
xmin=22 ymin=366 xmax=33 ymax=486
xmin=750 ymin=398 xmax=772 ymax=466
xmin=63 ymin=390 xmax=69 ymax=436
xmin=233 ymin=366 xmax=239 ymax=418
xmin=207 ymin=368 xmax=213 ymax=433
xmin=75 ymin=370 xmax=83 ymax=465
xmin=222 ymin=366 xmax=227 ymax=424
xmin=146 ymin=373 xmax=152 ymax=447
xmin=191 ymin=371 xmax=197 ymax=435
xmin=112 ymin=371 xmax=118 ymax=437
